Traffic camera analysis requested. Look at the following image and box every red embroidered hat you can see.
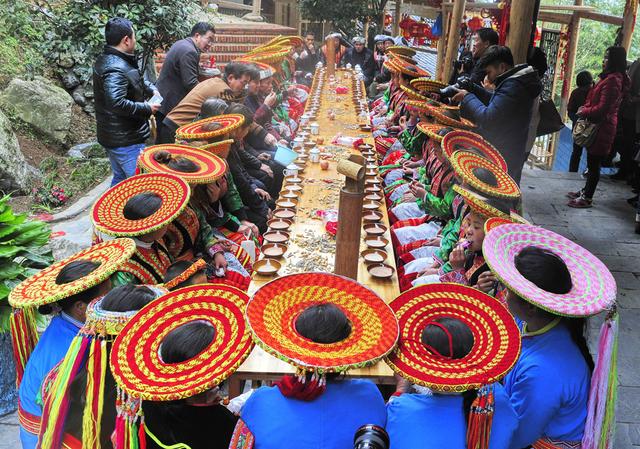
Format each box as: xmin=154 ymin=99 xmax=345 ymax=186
xmin=111 ymin=284 xmax=254 ymax=401
xmin=450 ymin=150 xmax=520 ymax=200
xmin=386 ymin=283 xmax=521 ymax=391
xmin=175 ymin=114 xmax=245 ymax=141
xmin=138 ymin=144 xmax=227 ymax=184
xmin=246 ymin=273 xmax=399 ymax=373
xmin=91 ymin=173 xmax=191 ymax=237
xmin=442 ymin=130 xmax=507 ymax=171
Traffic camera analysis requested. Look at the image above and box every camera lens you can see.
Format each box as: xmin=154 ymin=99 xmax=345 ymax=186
xmin=353 ymin=424 xmax=390 ymax=449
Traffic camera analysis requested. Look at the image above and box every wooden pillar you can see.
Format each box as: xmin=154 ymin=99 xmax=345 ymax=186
xmin=560 ymin=1 xmax=582 ymax=119
xmin=393 ymin=0 xmax=402 ymax=36
xmin=252 ymin=0 xmax=262 ymax=15
xmin=506 ymin=0 xmax=537 ymax=64
xmin=326 ymin=36 xmax=336 ymax=78
xmin=621 ymin=0 xmax=639 ymax=52
xmin=436 ymin=3 xmax=449 ymax=81
xmin=443 ymin=0 xmax=466 ymax=83
xmin=334 ymin=159 xmax=365 ymax=280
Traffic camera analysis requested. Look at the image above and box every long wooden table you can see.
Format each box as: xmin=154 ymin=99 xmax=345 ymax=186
xmin=229 ymin=69 xmax=399 ymax=397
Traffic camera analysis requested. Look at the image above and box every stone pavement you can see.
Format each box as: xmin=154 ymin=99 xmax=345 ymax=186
xmin=521 ymin=169 xmax=640 ymax=449
xmin=0 ymin=168 xmax=638 ymax=447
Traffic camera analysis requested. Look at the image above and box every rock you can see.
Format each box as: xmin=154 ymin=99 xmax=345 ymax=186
xmin=0 ymin=76 xmax=73 ymax=143
xmin=83 ymin=102 xmax=95 ymax=115
xmin=61 ymin=70 xmax=80 ymax=90
xmin=84 ymin=83 xmax=94 ymax=99
xmin=71 ymin=85 xmax=86 ymax=107
xmin=67 ymin=141 xmax=105 ymax=159
xmin=0 ymin=109 xmax=39 ymax=193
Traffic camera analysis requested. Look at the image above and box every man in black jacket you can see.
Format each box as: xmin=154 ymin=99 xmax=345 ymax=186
xmin=341 ymin=37 xmax=376 ymax=86
xmin=449 ymin=27 xmax=499 ymax=86
xmin=155 ymin=22 xmax=215 ymax=144
xmin=93 ymin=18 xmax=158 ymax=186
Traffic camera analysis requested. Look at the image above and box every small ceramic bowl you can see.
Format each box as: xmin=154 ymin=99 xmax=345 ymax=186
xmin=362 ymin=210 xmax=383 ymax=223
xmin=363 ymin=223 xmax=387 ymax=236
xmin=361 ymin=249 xmax=388 ymax=264
xmin=367 ymin=263 xmax=395 ymax=279
xmin=267 ymin=218 xmax=292 ymax=231
xmin=365 ymin=236 xmax=389 ymax=249
xmin=363 ymin=200 xmax=382 ymax=211
xmin=261 ymin=243 xmax=287 ymax=258
xmin=276 ymin=199 xmax=298 ymax=209
xmin=263 ymin=230 xmax=290 ymax=244
xmin=273 ymin=208 xmax=296 ymax=220
xmin=254 ymin=258 xmax=281 ymax=276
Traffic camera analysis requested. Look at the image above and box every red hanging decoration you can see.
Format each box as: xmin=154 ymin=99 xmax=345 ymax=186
xmin=468 ymin=16 xmax=483 ymax=32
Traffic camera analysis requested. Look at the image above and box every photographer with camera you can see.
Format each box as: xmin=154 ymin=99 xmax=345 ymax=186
xmin=455 ymin=46 xmax=542 ymax=184
xmin=449 ymin=27 xmax=499 ymax=86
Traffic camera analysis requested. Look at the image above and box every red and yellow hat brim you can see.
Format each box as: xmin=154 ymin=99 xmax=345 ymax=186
xmin=391 ymin=59 xmax=430 ymax=78
xmin=138 ymin=144 xmax=227 ymax=184
xmin=450 ymin=151 xmax=520 ymax=200
xmin=91 ymin=173 xmax=191 ymax=237
xmin=484 ymin=213 xmax=529 ymax=234
xmin=162 ymin=259 xmax=207 ymax=290
xmin=246 ymin=273 xmax=399 ymax=373
xmin=386 ymin=46 xmax=416 ymax=58
xmin=416 ymin=123 xmax=458 ymax=143
xmin=427 ymin=105 xmax=475 ymax=129
xmin=190 ymin=139 xmax=234 ymax=158
xmin=442 ymin=130 xmax=507 ymax=172
xmin=110 ymin=284 xmax=254 ymax=401
xmin=175 ymin=114 xmax=244 ymax=141
xmin=242 ymin=48 xmax=291 ymax=64
xmin=410 ymin=78 xmax=448 ymax=94
xmin=402 ymin=86 xmax=430 ymax=101
xmin=8 ymin=239 xmax=136 ymax=308
xmin=385 ymin=283 xmax=521 ymax=392
xmin=453 ymin=185 xmax=511 ymax=220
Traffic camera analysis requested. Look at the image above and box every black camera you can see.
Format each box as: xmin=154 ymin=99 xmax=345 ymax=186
xmin=439 ymin=75 xmax=474 ymax=98
xmin=354 ymin=424 xmax=390 ymax=449
xmin=453 ymin=54 xmax=474 ymax=73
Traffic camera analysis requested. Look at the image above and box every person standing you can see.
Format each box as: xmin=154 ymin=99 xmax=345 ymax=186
xmin=458 ymin=46 xmax=542 ymax=184
xmin=93 ymin=18 xmax=159 ymax=186
xmin=568 ymin=71 xmax=594 ymax=172
xmin=449 ymin=27 xmax=499 ymax=86
xmin=611 ymin=56 xmax=640 ymax=181
xmin=568 ymin=46 xmax=630 ymax=208
xmin=155 ymin=22 xmax=216 ymax=144
xmin=297 ymin=31 xmax=320 ymax=77
xmin=341 ymin=37 xmax=376 ymax=86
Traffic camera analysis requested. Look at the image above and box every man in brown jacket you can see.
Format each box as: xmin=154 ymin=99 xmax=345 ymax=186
xmin=157 ymin=62 xmax=253 ymax=143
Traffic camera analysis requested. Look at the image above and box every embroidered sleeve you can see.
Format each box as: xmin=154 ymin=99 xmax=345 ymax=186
xmin=229 ymin=419 xmax=255 ymax=449
xmin=439 ymin=268 xmax=469 ymax=285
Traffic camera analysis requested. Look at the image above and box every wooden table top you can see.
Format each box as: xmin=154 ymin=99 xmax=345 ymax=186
xmin=239 ymin=69 xmax=398 ymax=378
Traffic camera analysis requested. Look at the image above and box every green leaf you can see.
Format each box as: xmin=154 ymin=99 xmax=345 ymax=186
xmin=0 ymin=245 xmax=23 ymax=259
xmin=0 ymin=262 xmax=24 ymax=281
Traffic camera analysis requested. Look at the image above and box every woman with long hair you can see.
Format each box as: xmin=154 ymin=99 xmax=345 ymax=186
xmin=483 ymin=223 xmax=618 ymax=448
xmin=568 ymin=46 xmax=630 ymax=208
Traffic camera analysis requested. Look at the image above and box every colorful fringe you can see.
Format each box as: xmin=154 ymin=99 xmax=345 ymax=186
xmin=582 ymin=309 xmax=619 ymax=449
xmin=10 ymin=307 xmax=40 ymax=387
xmin=466 ymin=384 xmax=495 ymax=449
xmin=113 ymin=387 xmax=144 ymax=449
xmin=39 ymin=335 xmax=91 ymax=449
xmin=82 ymin=338 xmax=108 ymax=449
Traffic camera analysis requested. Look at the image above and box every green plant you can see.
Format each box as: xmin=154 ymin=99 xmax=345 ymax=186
xmin=39 ymin=0 xmax=200 ymax=83
xmin=299 ymin=0 xmax=388 ymax=37
xmin=0 ymin=195 xmax=53 ymax=332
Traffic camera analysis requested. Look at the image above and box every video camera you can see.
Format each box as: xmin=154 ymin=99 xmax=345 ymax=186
xmin=354 ymin=424 xmax=390 ymax=449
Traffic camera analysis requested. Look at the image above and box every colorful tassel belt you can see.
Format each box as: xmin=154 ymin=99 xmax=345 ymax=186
xmin=18 ymin=401 xmax=41 ymax=435
xmin=62 ymin=434 xmax=81 ymax=449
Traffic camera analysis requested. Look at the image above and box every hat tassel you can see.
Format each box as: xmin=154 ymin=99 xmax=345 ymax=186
xmin=82 ymin=337 xmax=107 ymax=449
xmin=10 ymin=307 xmax=39 ymax=387
xmin=466 ymin=384 xmax=495 ymax=449
xmin=114 ymin=387 xmax=144 ymax=449
xmin=582 ymin=309 xmax=619 ymax=449
xmin=39 ymin=335 xmax=90 ymax=449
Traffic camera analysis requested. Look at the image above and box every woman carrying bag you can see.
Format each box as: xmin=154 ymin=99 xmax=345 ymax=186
xmin=568 ymin=46 xmax=630 ymax=208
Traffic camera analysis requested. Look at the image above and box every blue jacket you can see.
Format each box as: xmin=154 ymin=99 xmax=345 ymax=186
xmin=461 ymin=64 xmax=542 ymax=183
xmin=241 ymin=379 xmax=386 ymax=449
xmin=386 ymin=384 xmax=518 ymax=449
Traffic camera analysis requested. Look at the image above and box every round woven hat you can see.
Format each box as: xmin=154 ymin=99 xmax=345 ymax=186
xmin=242 ymin=48 xmax=290 ymax=64
xmin=401 ymin=85 xmax=430 ymax=101
xmin=427 ymin=104 xmax=475 ymax=129
xmin=246 ymin=273 xmax=399 ymax=373
xmin=386 ymin=46 xmax=416 ymax=58
xmin=8 ymin=239 xmax=136 ymax=308
xmin=194 ymin=139 xmax=235 ymax=158
xmin=392 ymin=59 xmax=430 ymax=78
xmin=450 ymin=151 xmax=520 ymax=200
xmin=237 ymin=60 xmax=275 ymax=79
xmin=483 ymin=224 xmax=617 ymax=317
xmin=411 ymin=78 xmax=448 ymax=94
xmin=138 ymin=144 xmax=226 ymax=184
xmin=417 ymin=122 xmax=457 ymax=143
xmin=386 ymin=283 xmax=521 ymax=392
xmin=453 ymin=185 xmax=511 ymax=220
xmin=175 ymin=114 xmax=244 ymax=141
xmin=442 ymin=130 xmax=507 ymax=171
xmin=111 ymin=284 xmax=254 ymax=401
xmin=91 ymin=173 xmax=191 ymax=237
xmin=383 ymin=58 xmax=401 ymax=74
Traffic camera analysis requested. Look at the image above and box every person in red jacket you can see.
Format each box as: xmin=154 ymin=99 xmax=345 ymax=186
xmin=568 ymin=46 xmax=630 ymax=208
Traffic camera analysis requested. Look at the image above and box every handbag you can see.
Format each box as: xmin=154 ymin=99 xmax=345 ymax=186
xmin=536 ymin=99 xmax=565 ymax=137
xmin=572 ymin=118 xmax=599 ymax=148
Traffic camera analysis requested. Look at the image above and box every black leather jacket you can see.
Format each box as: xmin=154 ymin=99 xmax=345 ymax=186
xmin=93 ymin=46 xmax=155 ymax=148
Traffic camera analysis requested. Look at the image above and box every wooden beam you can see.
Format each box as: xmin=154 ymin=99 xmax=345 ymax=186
xmin=506 ymin=0 xmax=537 ymax=64
xmin=538 ymin=11 xmax=573 ymax=25
xmin=393 ymin=0 xmax=402 ymax=36
xmin=577 ymin=10 xmax=624 ymax=26
xmin=539 ymin=4 xmax=593 ymax=12
xmin=442 ymin=2 xmax=500 ymax=10
xmin=436 ymin=2 xmax=449 ymax=81
xmin=560 ymin=0 xmax=583 ymax=118
xmin=621 ymin=0 xmax=639 ymax=52
xmin=443 ymin=0 xmax=466 ymax=83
